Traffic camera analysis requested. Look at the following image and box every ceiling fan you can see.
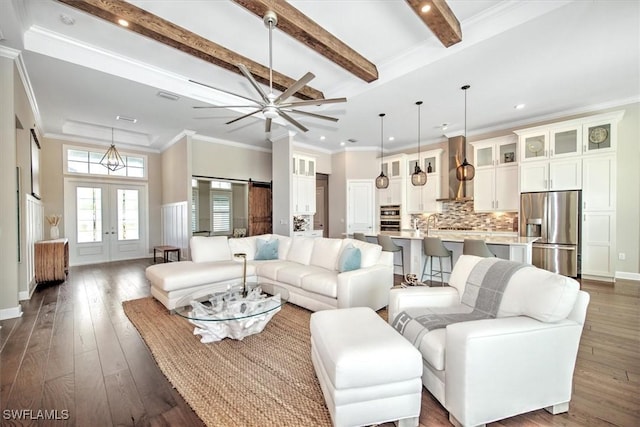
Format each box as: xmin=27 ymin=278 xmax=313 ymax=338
xmin=191 ymin=10 xmax=347 ymax=134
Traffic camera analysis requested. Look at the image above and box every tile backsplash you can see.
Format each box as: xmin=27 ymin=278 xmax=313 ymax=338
xmin=411 ymin=201 xmax=518 ymax=232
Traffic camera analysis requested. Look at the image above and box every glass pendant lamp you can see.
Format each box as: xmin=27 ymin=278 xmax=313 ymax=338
xmin=411 ymin=101 xmax=427 ymax=186
xmin=375 ymin=113 xmax=390 ymax=189
xmin=456 ymin=85 xmax=475 ymax=181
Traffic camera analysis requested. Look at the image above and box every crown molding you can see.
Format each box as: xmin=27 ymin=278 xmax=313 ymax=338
xmin=0 ymin=45 xmax=20 ymax=59
xmin=190 ymin=133 xmax=272 ymax=153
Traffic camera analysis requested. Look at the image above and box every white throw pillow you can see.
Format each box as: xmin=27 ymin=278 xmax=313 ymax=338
xmin=499 ymin=267 xmax=580 ymax=322
xmin=190 ymin=236 xmax=231 ymax=263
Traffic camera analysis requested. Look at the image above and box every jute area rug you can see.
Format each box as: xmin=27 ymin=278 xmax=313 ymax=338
xmin=122 ymin=297 xmax=332 ymax=426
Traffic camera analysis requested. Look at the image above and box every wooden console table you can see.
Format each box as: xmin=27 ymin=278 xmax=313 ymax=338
xmin=35 ymin=238 xmax=69 ymax=283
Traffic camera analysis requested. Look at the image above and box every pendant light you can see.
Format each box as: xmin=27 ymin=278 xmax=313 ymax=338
xmin=456 ymin=84 xmax=475 ymax=181
xmin=411 ymin=101 xmax=427 ymax=186
xmin=100 ymin=127 xmax=125 ymax=172
xmin=375 ymin=113 xmax=390 ymax=189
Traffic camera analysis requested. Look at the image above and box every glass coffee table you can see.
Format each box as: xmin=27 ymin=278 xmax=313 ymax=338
xmin=174 ymin=283 xmax=288 ymax=343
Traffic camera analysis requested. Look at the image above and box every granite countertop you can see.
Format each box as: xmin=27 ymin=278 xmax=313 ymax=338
xmin=368 ymin=230 xmax=538 ymax=245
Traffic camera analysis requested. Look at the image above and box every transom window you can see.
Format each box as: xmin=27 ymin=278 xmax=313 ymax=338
xmin=65 ymin=147 xmax=146 ymax=178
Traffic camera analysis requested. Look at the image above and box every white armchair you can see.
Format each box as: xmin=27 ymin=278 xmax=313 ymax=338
xmin=388 ymin=255 xmax=590 ymax=427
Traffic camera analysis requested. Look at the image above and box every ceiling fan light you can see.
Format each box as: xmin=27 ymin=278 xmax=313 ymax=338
xmin=263 ymin=107 xmax=279 ymax=119
xmin=456 ymin=158 xmax=475 ymax=181
xmin=376 ymin=172 xmax=389 ymax=189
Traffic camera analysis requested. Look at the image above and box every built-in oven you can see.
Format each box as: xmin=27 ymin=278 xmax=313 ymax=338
xmin=380 ymin=205 xmax=401 ymax=232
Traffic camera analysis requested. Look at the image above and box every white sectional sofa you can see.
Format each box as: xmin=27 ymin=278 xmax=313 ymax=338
xmin=146 ymin=234 xmax=393 ymax=312
xmin=388 ymin=255 xmax=590 ymax=427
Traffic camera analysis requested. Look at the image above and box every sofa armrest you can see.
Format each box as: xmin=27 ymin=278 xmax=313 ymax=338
xmin=388 ymin=287 xmax=461 ymax=324
xmin=336 ymin=264 xmax=393 ymax=311
xmin=445 ymin=316 xmax=584 ymax=427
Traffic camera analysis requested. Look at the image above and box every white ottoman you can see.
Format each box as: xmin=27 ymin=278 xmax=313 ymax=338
xmin=310 ymin=307 xmax=423 ymax=427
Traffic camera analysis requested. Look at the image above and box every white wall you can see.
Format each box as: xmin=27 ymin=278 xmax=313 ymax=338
xmin=272 ymin=133 xmax=293 ymax=236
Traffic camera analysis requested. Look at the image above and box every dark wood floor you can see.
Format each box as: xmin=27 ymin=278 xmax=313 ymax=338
xmin=0 ymin=259 xmax=638 ymax=426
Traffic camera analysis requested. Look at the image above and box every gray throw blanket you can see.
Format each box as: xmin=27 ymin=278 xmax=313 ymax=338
xmin=392 ymin=258 xmax=525 ymax=347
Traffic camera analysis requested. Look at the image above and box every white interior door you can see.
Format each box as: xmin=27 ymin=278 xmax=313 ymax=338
xmin=347 ymin=180 xmax=374 ymax=234
xmin=65 ymin=179 xmax=147 ymax=265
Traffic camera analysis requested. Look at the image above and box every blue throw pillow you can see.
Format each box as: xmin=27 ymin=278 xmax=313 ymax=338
xmin=255 ymin=238 xmax=279 ymax=260
xmin=338 ymin=244 xmax=361 ymax=272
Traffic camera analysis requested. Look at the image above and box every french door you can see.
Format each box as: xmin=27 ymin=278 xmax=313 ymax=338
xmin=64 ymin=179 xmax=147 ymax=265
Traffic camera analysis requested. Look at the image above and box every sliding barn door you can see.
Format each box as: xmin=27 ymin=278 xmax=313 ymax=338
xmin=248 ymin=181 xmax=272 ymax=236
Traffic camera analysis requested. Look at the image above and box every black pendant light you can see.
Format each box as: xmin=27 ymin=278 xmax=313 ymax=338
xmin=411 ymin=101 xmax=427 ymax=186
xmin=375 ymin=113 xmax=389 ymax=189
xmin=456 ymin=85 xmax=475 ymax=181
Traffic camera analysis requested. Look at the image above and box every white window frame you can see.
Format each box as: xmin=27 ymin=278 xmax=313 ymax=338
xmin=210 ymin=190 xmax=232 ymax=236
xmin=63 ymin=144 xmax=148 ymax=180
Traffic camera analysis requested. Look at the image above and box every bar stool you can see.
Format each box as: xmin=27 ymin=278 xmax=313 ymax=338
xmin=353 ymin=232 xmax=368 ymax=242
xmin=463 ymin=239 xmax=496 ymax=257
xmin=421 ymin=237 xmax=453 ymax=286
xmin=376 ymin=234 xmax=405 ymax=276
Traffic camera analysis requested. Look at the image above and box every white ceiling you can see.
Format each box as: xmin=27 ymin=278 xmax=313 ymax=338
xmin=1 ymin=0 xmax=638 ymax=154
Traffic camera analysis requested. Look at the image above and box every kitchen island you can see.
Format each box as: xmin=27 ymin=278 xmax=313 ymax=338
xmin=360 ymin=231 xmax=538 ymax=281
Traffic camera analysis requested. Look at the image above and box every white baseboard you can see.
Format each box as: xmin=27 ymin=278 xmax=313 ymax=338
xmin=0 ymin=305 xmax=23 ymax=321
xmin=615 ymin=271 xmax=640 ymax=281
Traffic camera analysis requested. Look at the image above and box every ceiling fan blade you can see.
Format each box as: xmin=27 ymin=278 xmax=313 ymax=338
xmin=189 ymin=79 xmax=260 ymax=104
xmin=274 ymin=72 xmax=315 ymax=104
xmin=286 ymin=109 xmax=339 ymax=122
xmin=265 ymin=118 xmax=272 ymax=133
xmin=238 ymin=64 xmax=270 ymax=103
xmin=193 ymin=105 xmax=258 ymax=109
xmin=279 ymin=111 xmax=309 ymax=133
xmin=225 ymin=108 xmax=263 ymax=125
xmin=282 ymin=97 xmax=347 ymax=108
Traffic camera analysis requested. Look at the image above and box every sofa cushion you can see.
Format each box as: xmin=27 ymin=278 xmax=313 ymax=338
xmin=146 ymin=260 xmax=248 ymax=292
xmin=277 ymin=264 xmax=330 ymax=287
xmin=417 ymin=329 xmax=447 ymax=371
xmin=301 ymin=272 xmax=339 ymax=298
xmin=255 ymin=237 xmax=279 ymax=260
xmin=228 ymin=236 xmax=257 ymax=261
xmin=286 ymin=237 xmax=315 ymax=265
xmin=310 ymin=238 xmax=343 ymax=271
xmin=190 ymin=236 xmax=231 ymax=263
xmin=498 ymin=267 xmax=580 ymax=322
xmin=253 ymin=260 xmax=295 ymax=281
xmin=338 ymin=243 xmax=361 ymax=272
xmin=340 ymin=239 xmax=382 ymax=269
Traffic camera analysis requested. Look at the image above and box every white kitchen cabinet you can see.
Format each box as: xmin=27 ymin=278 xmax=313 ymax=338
xmin=474 ymin=166 xmax=519 ymax=212
xmin=472 ymin=137 xmax=518 ymax=212
xmin=293 ymin=154 xmax=316 ymax=177
xmin=293 ymin=175 xmax=316 ymax=214
xmin=519 ymin=158 xmax=581 ymax=192
xmin=582 ymin=212 xmax=615 ymax=280
xmin=379 ymin=178 xmax=402 ymax=206
xmin=550 ymin=125 xmax=582 ymax=159
xmin=518 ymin=131 xmax=548 ymax=163
xmin=583 ymin=119 xmax=617 ymax=155
xmin=381 ymin=155 xmax=404 ymax=179
xmin=406 ymin=149 xmax=442 ymax=213
xmin=582 ymin=155 xmax=615 ymax=211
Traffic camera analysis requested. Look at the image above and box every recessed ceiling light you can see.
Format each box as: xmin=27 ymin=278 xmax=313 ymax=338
xmin=117 ymin=19 xmax=129 ymax=27
xmin=340 ymin=141 xmax=346 ymax=146
xmin=421 ymin=4 xmax=432 ymax=13
xmin=514 ymin=104 xmax=526 ymax=110
xmin=157 ymin=91 xmax=180 ymax=101
xmin=59 ymin=14 xmax=75 ymax=25
xmin=388 ymin=136 xmax=395 ymax=141
xmin=320 ymin=135 xmax=326 ymax=140
xmin=116 ymin=115 xmax=137 ymax=123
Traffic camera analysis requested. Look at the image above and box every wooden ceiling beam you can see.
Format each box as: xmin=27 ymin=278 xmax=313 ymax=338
xmin=405 ymin=0 xmax=462 ymax=47
xmin=232 ymin=0 xmax=378 ymax=83
xmin=57 ymin=0 xmax=324 ymax=101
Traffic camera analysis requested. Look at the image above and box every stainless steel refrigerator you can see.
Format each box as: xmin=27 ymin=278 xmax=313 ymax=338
xmin=520 ymin=190 xmax=581 ymax=277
